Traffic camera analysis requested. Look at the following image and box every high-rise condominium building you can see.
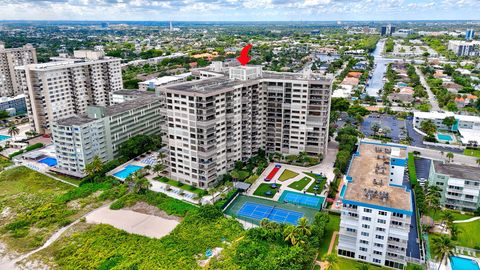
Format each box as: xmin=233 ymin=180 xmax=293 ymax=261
xmin=0 ymin=42 xmax=37 ymax=97
xmin=16 ymin=50 xmax=122 ymax=134
xmin=338 ymin=141 xmax=417 ymax=270
xmin=466 ymin=29 xmax=475 ymax=41
xmin=160 ymin=64 xmax=332 ymax=188
xmin=51 ymin=93 xmax=163 ymax=177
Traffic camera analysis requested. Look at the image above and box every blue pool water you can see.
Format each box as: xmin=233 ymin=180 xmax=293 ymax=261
xmin=451 ymin=256 xmax=480 ymax=270
xmin=437 ymin=133 xmax=454 ymax=142
xmin=0 ymin=135 xmax=11 ymax=141
xmin=38 ymin=157 xmax=57 ymax=167
xmin=340 ymin=185 xmax=347 ymax=198
xmin=113 ymin=165 xmax=144 ymax=179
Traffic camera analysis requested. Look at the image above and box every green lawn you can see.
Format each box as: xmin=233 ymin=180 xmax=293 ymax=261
xmin=337 ymin=257 xmax=387 ymax=270
xmin=47 ymin=172 xmax=83 ymax=186
xmin=463 ymin=148 xmax=480 ymax=158
xmin=407 ymin=263 xmax=426 ymax=270
xmin=318 ymin=213 xmax=340 ymax=257
xmin=287 ymin=177 xmax=312 ymax=191
xmin=0 ymin=156 xmax=13 ymax=171
xmin=425 ymin=209 xmax=474 ymax=222
xmin=305 ymin=173 xmax=327 ymax=194
xmin=456 ymin=219 xmax=480 ymax=249
xmin=278 ymin=169 xmax=299 ymax=181
xmin=253 ymin=183 xmax=282 ymax=198
xmin=156 ymin=176 xmax=207 ymax=196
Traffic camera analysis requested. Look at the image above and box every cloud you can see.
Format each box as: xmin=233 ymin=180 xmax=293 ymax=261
xmin=0 ymin=0 xmax=478 ymax=20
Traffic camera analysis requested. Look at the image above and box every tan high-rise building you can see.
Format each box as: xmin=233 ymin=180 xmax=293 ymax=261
xmin=0 ymin=42 xmax=37 ymax=96
xmin=160 ymin=64 xmax=332 ymax=188
xmin=16 ymin=51 xmax=122 ymax=134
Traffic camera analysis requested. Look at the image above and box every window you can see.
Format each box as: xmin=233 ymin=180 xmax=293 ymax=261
xmin=361 ymin=232 xmax=369 ymax=237
xmin=362 ymin=217 xmax=372 ymax=221
xmin=338 ymin=249 xmax=355 ymax=258
xmin=374 ymin=243 xmax=384 ymax=248
xmin=379 ymin=211 xmax=387 ymax=216
xmin=373 ymin=259 xmax=382 ymax=264
xmin=362 ymin=224 xmax=370 ymax=229
xmin=360 ymin=240 xmax=369 ymax=245
xmin=377 ymin=219 xmax=386 ymax=224
xmin=376 ymin=227 xmax=386 ymax=232
xmin=364 ymin=208 xmax=372 ymax=213
xmin=359 ymin=255 xmax=366 ymax=260
xmin=347 ymin=228 xmax=356 ymax=233
xmin=375 ymin=235 xmax=385 ymax=240
xmin=359 ymin=247 xmax=368 ymax=252
xmin=373 ymin=250 xmax=382 ymax=255
xmin=392 ymin=212 xmax=403 ymax=218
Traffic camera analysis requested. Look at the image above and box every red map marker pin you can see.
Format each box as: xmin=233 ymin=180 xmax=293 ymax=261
xmin=237 ymin=44 xmax=252 ymax=66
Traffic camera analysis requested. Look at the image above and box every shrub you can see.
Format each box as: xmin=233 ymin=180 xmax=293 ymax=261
xmin=9 ymin=150 xmax=25 ymax=159
xmin=25 ymin=143 xmax=44 ymax=152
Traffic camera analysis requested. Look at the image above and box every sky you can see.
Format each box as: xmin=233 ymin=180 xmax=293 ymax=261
xmin=0 ymin=0 xmax=479 ymax=21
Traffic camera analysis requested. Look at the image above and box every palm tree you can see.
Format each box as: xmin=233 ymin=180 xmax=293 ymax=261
xmin=153 ymin=163 xmax=166 ymax=176
xmin=442 ymin=211 xmax=454 ymax=228
xmin=7 ymin=125 xmax=19 ymax=139
xmin=324 ymin=253 xmax=338 ymax=270
xmin=450 ymin=224 xmax=460 ymax=241
xmin=476 ymin=158 xmax=480 ymax=167
xmin=425 ymin=185 xmax=442 ymax=217
xmin=446 ymin=152 xmax=454 ymax=163
xmin=284 ymin=225 xmax=299 ymax=246
xmin=296 ymin=217 xmax=311 ymax=237
xmin=371 ymin=122 xmax=381 ymax=137
xmin=431 ymin=235 xmax=455 ymax=270
xmin=126 ymin=171 xmax=151 ymax=194
xmin=84 ymin=156 xmax=103 ymax=177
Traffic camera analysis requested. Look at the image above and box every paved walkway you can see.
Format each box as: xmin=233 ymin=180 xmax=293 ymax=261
xmin=314 ymin=231 xmax=339 ymax=270
xmin=453 ymin=216 xmax=480 ymax=224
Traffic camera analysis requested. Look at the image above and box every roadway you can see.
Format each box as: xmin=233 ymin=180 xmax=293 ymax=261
xmin=415 ymin=66 xmax=440 ymax=111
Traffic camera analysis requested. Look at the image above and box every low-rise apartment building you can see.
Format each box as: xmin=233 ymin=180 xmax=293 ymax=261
xmin=428 ymin=161 xmax=480 ymax=212
xmin=16 ymin=50 xmax=122 ymax=134
xmin=160 ymin=64 xmax=332 ymax=188
xmin=339 ymin=141 xmax=416 ymax=269
xmin=413 ymin=111 xmax=480 ymax=145
xmin=51 ymin=95 xmax=162 ymax=177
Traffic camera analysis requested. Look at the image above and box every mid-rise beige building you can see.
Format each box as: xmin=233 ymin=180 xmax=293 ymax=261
xmin=0 ymin=42 xmax=37 ymax=96
xmin=16 ymin=51 xmax=122 ymax=133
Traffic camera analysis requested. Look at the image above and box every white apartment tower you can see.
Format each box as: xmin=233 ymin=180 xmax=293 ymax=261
xmin=338 ymin=141 xmax=416 ymax=270
xmin=16 ymin=51 xmax=122 ymax=134
xmin=161 ymin=65 xmax=332 ymax=188
xmin=0 ymin=42 xmax=37 ymax=96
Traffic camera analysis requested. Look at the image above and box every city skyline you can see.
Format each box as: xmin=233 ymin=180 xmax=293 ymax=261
xmin=0 ymin=0 xmax=480 ymax=21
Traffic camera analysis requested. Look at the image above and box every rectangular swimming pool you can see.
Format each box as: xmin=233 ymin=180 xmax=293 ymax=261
xmin=437 ymin=133 xmax=454 ymax=142
xmin=0 ymin=135 xmax=11 ymax=141
xmin=113 ymin=164 xmax=144 ymax=180
xmin=38 ymin=157 xmax=57 ymax=167
xmin=450 ymin=256 xmax=480 ymax=270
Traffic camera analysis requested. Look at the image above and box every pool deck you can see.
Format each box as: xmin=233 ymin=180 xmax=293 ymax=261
xmin=108 ymin=153 xmax=159 ymax=180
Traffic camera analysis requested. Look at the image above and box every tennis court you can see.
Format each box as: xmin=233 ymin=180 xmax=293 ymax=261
xmin=238 ymin=202 xmax=304 ymax=225
xmin=224 ymin=194 xmax=319 ymax=225
xmin=278 ymin=190 xmax=324 ymax=210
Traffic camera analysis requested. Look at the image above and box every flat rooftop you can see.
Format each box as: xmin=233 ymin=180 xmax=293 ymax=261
xmin=433 ymin=160 xmax=480 ymax=181
xmin=56 ymin=95 xmax=160 ymax=126
xmin=164 ymin=77 xmax=247 ymax=94
xmin=112 ymin=89 xmax=155 ymax=97
xmin=344 ymin=142 xmax=411 ymax=212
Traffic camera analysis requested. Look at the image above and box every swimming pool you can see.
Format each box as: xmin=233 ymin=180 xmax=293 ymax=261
xmin=38 ymin=157 xmax=57 ymax=167
xmin=0 ymin=135 xmax=11 ymax=141
xmin=437 ymin=133 xmax=454 ymax=142
xmin=340 ymin=185 xmax=347 ymax=198
xmin=450 ymin=256 xmax=480 ymax=270
xmin=113 ymin=164 xmax=144 ymax=180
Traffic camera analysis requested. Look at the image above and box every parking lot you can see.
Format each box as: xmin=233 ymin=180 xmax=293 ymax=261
xmin=360 ymin=113 xmax=407 ymax=143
